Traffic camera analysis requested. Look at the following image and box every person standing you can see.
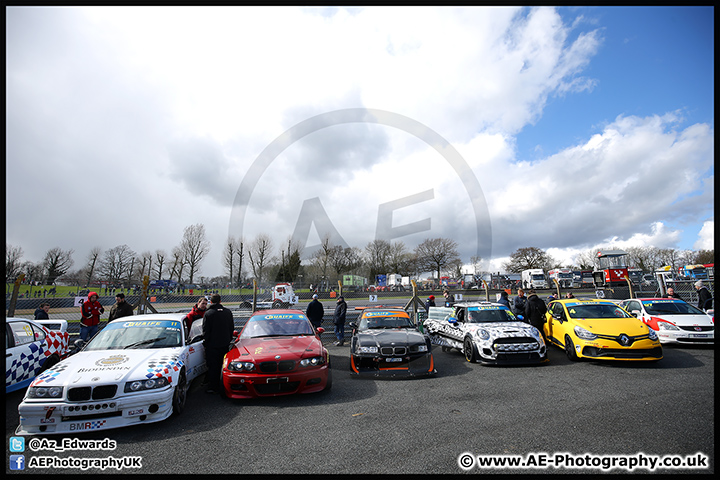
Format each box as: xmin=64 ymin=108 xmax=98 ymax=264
xmin=664 ymin=287 xmax=683 ymax=300
xmin=34 ymin=303 xmax=50 ymax=320
xmin=80 ymin=292 xmax=104 ymax=341
xmin=306 ymin=294 xmax=324 ymax=331
xmin=108 ymin=293 xmax=134 ymax=321
xmin=497 ymin=291 xmax=511 ymax=308
xmin=524 ymin=290 xmax=548 ymax=339
xmin=513 ymin=288 xmax=527 ymax=318
xmin=442 ymin=289 xmax=453 ymax=306
xmin=202 ymin=294 xmax=235 ymax=394
xmin=694 ymin=281 xmax=713 ymax=311
xmin=184 ymin=296 xmax=209 ymax=332
xmin=425 ymin=295 xmax=436 ymax=313
xmin=332 ymin=296 xmax=347 ymax=346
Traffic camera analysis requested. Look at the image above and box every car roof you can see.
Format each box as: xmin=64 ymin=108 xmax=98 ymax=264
xmin=250 ymin=309 xmax=306 ymax=317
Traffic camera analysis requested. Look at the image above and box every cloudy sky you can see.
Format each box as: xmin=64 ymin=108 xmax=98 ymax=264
xmin=6 ymin=6 xmax=714 ymax=279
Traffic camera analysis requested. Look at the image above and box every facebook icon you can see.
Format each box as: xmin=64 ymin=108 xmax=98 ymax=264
xmin=10 ymin=454 xmax=25 ymax=470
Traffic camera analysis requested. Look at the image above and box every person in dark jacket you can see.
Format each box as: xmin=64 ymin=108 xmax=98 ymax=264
xmin=108 ymin=293 xmax=134 ymax=321
xmin=694 ymin=281 xmax=713 ymax=311
xmin=425 ymin=295 xmax=436 ymax=313
xmin=34 ymin=303 xmax=50 ymax=320
xmin=306 ymin=294 xmax=324 ymax=330
xmin=497 ymin=291 xmax=511 ymax=308
xmin=202 ymin=294 xmax=235 ymax=394
xmin=663 ymin=287 xmax=683 ymax=300
xmin=524 ymin=290 xmax=548 ymax=337
xmin=80 ymin=292 xmax=104 ymax=341
xmin=332 ymin=296 xmax=347 ymax=346
xmin=513 ymin=289 xmax=527 ymax=317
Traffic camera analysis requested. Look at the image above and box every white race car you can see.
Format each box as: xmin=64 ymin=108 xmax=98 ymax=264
xmin=6 ymin=317 xmax=70 ymax=394
xmin=16 ymin=314 xmax=207 ymax=435
xmin=619 ymin=298 xmax=714 ymax=345
xmin=424 ymin=302 xmax=548 ymax=365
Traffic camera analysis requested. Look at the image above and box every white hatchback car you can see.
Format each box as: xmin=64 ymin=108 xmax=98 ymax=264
xmin=16 ymin=314 xmax=207 ymax=435
xmin=620 ymin=298 xmax=714 ymax=345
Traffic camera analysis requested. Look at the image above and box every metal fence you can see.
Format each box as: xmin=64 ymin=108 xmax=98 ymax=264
xmin=6 ymin=281 xmax=713 ymax=340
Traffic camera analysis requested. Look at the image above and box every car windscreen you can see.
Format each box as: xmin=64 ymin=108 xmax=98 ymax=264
xmin=85 ymin=320 xmax=183 ymax=350
xmin=565 ymin=304 xmax=632 ymax=319
xmin=359 ymin=312 xmax=414 ymax=330
xmin=642 ymin=300 xmax=706 ymax=316
xmin=467 ymin=308 xmax=516 ymax=323
xmin=240 ymin=314 xmax=314 ymax=339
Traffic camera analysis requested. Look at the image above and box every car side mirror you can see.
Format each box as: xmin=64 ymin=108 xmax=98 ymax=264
xmin=552 ymin=313 xmax=563 ymax=323
xmin=630 ymin=310 xmax=640 ymax=317
xmin=448 ymin=317 xmax=458 ymax=325
xmin=349 ymin=322 xmax=357 ymax=329
xmin=316 ymin=327 xmax=325 ymax=335
xmin=188 ymin=335 xmax=203 ymax=344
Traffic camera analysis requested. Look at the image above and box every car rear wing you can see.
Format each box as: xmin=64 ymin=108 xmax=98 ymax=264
xmin=34 ymin=319 xmax=69 ymax=333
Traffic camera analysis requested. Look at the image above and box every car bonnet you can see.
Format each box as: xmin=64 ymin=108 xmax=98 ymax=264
xmin=29 ymin=348 xmax=186 ymax=389
xmin=232 ymin=335 xmax=323 ymax=362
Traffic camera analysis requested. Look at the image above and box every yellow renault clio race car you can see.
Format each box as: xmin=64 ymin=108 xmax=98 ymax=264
xmin=544 ymin=299 xmax=663 ymax=361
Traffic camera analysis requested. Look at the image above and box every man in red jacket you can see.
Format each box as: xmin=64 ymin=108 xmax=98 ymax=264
xmin=80 ymin=291 xmax=105 ymax=341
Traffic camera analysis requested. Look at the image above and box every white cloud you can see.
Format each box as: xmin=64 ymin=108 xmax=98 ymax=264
xmin=694 ymin=221 xmax=715 ymax=251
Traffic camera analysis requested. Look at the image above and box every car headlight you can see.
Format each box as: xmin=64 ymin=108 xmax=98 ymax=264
xmin=357 ymin=346 xmax=378 ymax=353
xmin=656 ymin=321 xmax=679 ymax=331
xmin=414 ymin=344 xmax=428 ymax=352
xmin=574 ymin=326 xmax=597 ymax=340
xmin=647 ymin=327 xmax=659 ymax=340
xmin=299 ymin=356 xmax=326 ymax=367
xmin=27 ymin=386 xmax=64 ymax=399
xmin=124 ymin=377 xmax=169 ymax=393
xmin=475 ymin=329 xmax=490 ymax=340
xmin=227 ymin=361 xmax=256 ymax=372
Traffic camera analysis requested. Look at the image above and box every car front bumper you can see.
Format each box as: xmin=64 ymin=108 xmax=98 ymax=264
xmin=350 ymin=352 xmax=436 ymax=377
xmin=222 ymin=365 xmax=330 ymax=399
xmin=16 ymin=388 xmax=175 ymax=435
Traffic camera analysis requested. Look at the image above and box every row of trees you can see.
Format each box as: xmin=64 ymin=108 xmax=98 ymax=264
xmin=7 ymin=225 xmax=714 ymax=291
xmin=502 ymin=246 xmax=715 ymax=273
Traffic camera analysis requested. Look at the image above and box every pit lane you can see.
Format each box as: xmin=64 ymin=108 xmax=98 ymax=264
xmin=5 ymin=333 xmax=713 ymax=474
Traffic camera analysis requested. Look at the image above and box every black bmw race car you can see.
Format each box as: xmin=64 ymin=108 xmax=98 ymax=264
xmin=349 ymin=307 xmax=436 ymax=377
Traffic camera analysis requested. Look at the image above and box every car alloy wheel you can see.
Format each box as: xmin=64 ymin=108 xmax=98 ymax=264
xmin=564 ymin=335 xmax=579 ymax=361
xmin=172 ymin=371 xmax=187 ymax=415
xmin=464 ymin=337 xmax=477 ymax=363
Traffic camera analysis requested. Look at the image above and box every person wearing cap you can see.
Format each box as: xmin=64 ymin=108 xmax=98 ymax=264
xmin=306 ymin=294 xmax=324 ymax=331
xmin=109 ymin=292 xmax=134 ymax=321
xmin=80 ymin=291 xmax=105 ymax=341
xmin=332 ymin=296 xmax=347 ymax=346
xmin=425 ymin=295 xmax=436 ymax=313
xmin=694 ymin=280 xmax=713 ymax=311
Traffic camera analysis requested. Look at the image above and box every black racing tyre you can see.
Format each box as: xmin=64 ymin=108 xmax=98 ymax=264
xmin=463 ymin=337 xmax=477 ymax=363
xmin=564 ymin=335 xmax=579 ymax=361
xmin=172 ymin=370 xmax=187 ymax=415
xmin=38 ymin=354 xmax=60 ymax=374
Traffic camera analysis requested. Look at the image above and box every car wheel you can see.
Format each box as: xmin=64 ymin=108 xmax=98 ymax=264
xmin=172 ymin=370 xmax=187 ymax=415
xmin=38 ymin=354 xmax=60 ymax=374
xmin=463 ymin=337 xmax=477 ymax=363
xmin=564 ymin=335 xmax=579 ymax=361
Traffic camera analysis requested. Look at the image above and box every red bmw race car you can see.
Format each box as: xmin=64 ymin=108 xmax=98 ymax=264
xmin=221 ymin=309 xmax=331 ymax=399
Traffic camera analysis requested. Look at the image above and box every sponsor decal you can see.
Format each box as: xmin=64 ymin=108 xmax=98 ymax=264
xmin=95 ymin=355 xmax=130 ymax=367
xmin=70 ymin=420 xmax=107 ymax=431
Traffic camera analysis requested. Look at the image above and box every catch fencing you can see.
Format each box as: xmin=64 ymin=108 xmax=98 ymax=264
xmin=6 ymin=282 xmax=713 ymax=341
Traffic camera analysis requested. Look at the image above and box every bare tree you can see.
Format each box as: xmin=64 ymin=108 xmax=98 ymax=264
xmin=169 ymin=246 xmax=186 ymax=283
xmin=42 ymin=247 xmax=75 ymax=285
xmin=223 ymin=237 xmax=241 ymax=288
xmin=415 ymin=238 xmax=461 ymax=281
xmin=248 ymin=234 xmax=274 ymax=286
xmin=501 ymin=246 xmax=554 ymax=273
xmin=180 ymin=224 xmax=211 ymax=284
xmin=387 ymin=241 xmax=410 ymax=275
xmin=235 ymin=239 xmax=245 ymax=287
xmin=5 ymin=244 xmax=24 ymax=282
xmin=153 ymin=250 xmax=167 ymax=280
xmin=83 ymin=247 xmax=102 ymax=287
xmin=364 ymin=239 xmax=392 ymax=281
xmin=98 ymin=245 xmax=136 ymax=284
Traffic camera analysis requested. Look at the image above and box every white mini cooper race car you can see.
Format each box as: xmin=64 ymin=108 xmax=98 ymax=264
xmin=16 ymin=314 xmax=207 ymax=435
xmin=424 ymin=302 xmax=548 ymax=365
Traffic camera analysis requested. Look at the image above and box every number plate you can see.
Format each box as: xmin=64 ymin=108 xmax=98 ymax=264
xmin=266 ymin=377 xmax=289 ymax=384
xmin=385 ymin=357 xmax=403 ymax=363
xmin=689 ymin=334 xmax=709 ymax=338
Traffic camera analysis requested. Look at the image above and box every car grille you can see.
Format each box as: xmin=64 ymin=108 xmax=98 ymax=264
xmin=67 ymin=385 xmax=118 ymax=402
xmin=259 ymin=360 xmax=295 ymax=373
xmin=381 ymin=347 xmax=407 ymax=356
xmin=494 ymin=336 xmax=536 ymax=344
xmin=255 ymin=381 xmax=300 ymax=395
xmin=582 ymin=347 xmax=663 ymax=359
xmin=677 ymin=326 xmax=713 ymax=332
